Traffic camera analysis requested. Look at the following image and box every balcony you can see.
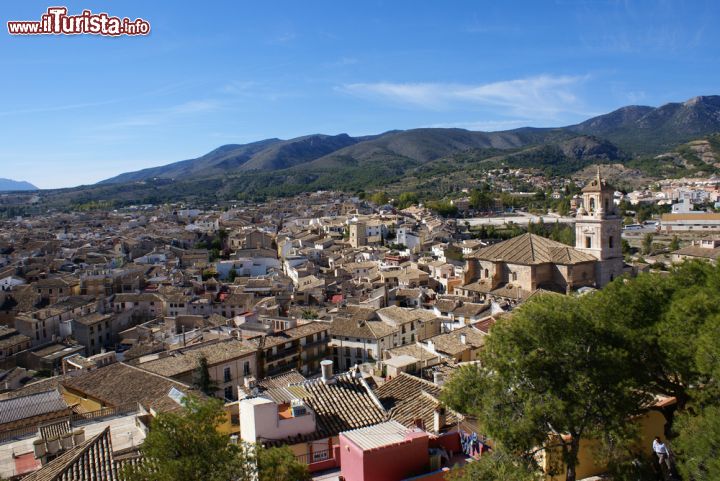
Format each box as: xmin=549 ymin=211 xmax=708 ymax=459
xmin=302 ymin=348 xmax=329 ymax=363
xmin=295 ymin=448 xmax=332 ymax=465
xmin=266 ymin=361 xmax=298 ymax=377
xmin=265 ymin=347 xmax=298 ymax=362
xmin=301 ymin=338 xmax=328 ymax=349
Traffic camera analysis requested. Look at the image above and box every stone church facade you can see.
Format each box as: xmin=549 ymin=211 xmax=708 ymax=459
xmin=459 ymin=171 xmax=624 ymax=302
xmin=574 ymin=170 xmax=625 ymax=287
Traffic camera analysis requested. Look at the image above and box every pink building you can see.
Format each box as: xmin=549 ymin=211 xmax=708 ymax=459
xmin=339 ymin=421 xmax=431 ymax=481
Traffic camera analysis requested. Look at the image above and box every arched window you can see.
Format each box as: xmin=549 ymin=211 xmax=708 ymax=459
xmin=484 ymin=268 xmax=489 ymax=278
xmin=589 ymin=197 xmax=595 ymax=211
xmin=609 ymin=236 xmax=614 ymax=249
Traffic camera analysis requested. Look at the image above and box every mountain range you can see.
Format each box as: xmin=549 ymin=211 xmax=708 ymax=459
xmin=100 ymin=95 xmax=720 ymax=186
xmin=0 ymin=178 xmax=38 ymax=192
xmin=11 ymin=95 xmax=717 ymax=209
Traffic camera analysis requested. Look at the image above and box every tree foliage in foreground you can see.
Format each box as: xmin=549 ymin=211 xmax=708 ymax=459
xmin=124 ymin=396 xmax=310 ymax=481
xmin=257 ymin=444 xmax=312 ymax=481
xmin=124 ymin=396 xmax=253 ymax=481
xmin=447 ymin=452 xmax=539 ymax=481
xmin=442 ymin=261 xmax=720 ymax=481
xmin=590 ymin=261 xmax=720 ymax=413
xmin=674 ymin=404 xmax=720 ymax=481
xmin=193 ymin=355 xmax=218 ymax=396
xmin=443 ymin=294 xmax=648 ymax=481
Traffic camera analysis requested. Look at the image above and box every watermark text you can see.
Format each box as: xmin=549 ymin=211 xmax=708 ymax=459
xmin=7 ymin=7 xmax=150 ymax=36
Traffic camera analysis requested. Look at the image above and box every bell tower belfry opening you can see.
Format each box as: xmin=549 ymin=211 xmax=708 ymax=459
xmin=574 ymin=166 xmax=624 ymax=287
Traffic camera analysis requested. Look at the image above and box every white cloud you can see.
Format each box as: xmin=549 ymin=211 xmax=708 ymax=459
xmin=220 ymin=81 xmax=259 ymax=94
xmin=338 ymin=75 xmax=590 ymax=119
xmin=99 ymin=100 xmax=219 ymax=129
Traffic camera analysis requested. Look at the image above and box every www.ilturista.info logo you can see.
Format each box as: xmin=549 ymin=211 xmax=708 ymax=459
xmin=7 ymin=7 xmax=150 ymax=36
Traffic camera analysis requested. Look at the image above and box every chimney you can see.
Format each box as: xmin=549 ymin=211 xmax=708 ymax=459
xmin=433 ymin=372 xmax=444 ymax=386
xmin=46 ymin=437 xmax=60 ymax=455
xmin=244 ymin=376 xmax=257 ymax=389
xmin=460 ymin=333 xmax=467 ymax=345
xmin=33 ymin=439 xmax=46 ymax=459
xmin=321 ymin=359 xmax=335 ymax=384
xmin=61 ymin=432 xmax=74 ymax=450
xmin=73 ymin=429 xmax=85 ymax=445
xmin=433 ymin=407 xmax=446 ymax=433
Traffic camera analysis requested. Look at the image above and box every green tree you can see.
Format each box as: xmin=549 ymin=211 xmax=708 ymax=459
xmin=427 ymin=200 xmax=458 ymax=217
xmin=447 ymin=452 xmax=539 ymax=481
xmin=218 ymin=228 xmax=229 ymax=245
xmin=370 ymin=191 xmax=389 ymax=205
xmin=622 ymin=239 xmax=632 ymax=257
xmin=673 ymin=313 xmax=720 ymax=479
xmin=637 ymin=206 xmax=651 ymax=223
xmin=470 ymin=189 xmax=495 ymax=212
xmin=202 ymin=269 xmax=217 ymax=281
xmin=591 ymin=262 xmax=720 ymax=415
xmin=193 ymin=356 xmax=218 ymax=396
xmin=442 ymin=294 xmax=648 ymax=481
xmin=695 ymin=315 xmax=720 ymax=382
xmin=555 ymin=199 xmax=570 ymax=217
xmin=674 ymin=405 xmax=720 ymax=480
xmin=301 ymin=309 xmax=318 ymax=320
xmin=124 ymin=396 xmax=255 ymax=481
xmin=257 ymin=445 xmax=311 ymax=481
xmin=227 ymin=268 xmax=238 ymax=282
xmin=396 ymin=192 xmax=419 ymax=209
xmin=641 ymin=233 xmax=654 ymax=255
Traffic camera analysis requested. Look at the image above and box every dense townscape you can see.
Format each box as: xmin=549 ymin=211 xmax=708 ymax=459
xmin=0 ymin=167 xmax=718 ymax=480
xmin=3 ymin=2 xmax=720 ymax=480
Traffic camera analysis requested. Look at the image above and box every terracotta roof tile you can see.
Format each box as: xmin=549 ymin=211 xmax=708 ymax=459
xmin=375 ymin=373 xmax=459 ymax=430
xmin=468 ymin=233 xmax=596 ymax=265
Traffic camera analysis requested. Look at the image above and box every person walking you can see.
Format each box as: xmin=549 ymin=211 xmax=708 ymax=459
xmin=652 ymin=436 xmax=672 ymax=471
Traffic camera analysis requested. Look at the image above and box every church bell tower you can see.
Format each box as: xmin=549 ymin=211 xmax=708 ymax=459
xmin=575 ymin=167 xmax=624 ymax=287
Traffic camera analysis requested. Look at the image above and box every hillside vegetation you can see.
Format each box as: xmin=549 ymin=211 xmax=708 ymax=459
xmin=22 ymin=95 xmax=720 ymax=207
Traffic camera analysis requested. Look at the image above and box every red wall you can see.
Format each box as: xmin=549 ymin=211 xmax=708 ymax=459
xmin=340 ymin=431 xmax=430 ymax=481
xmin=307 ymin=446 xmax=341 ymax=473
xmin=429 ymin=432 xmax=461 ymax=453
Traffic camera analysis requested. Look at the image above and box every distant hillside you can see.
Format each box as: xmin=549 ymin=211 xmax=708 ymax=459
xmin=628 ymin=133 xmax=720 ymax=178
xmin=98 ymin=95 xmax=720 ymax=187
xmin=100 ymin=138 xmax=282 ymax=184
xmin=0 ymin=178 xmax=37 ymax=191
xmin=568 ymin=95 xmax=720 ymax=153
xmin=10 ymin=94 xmax=712 ymax=209
xmin=484 ymin=135 xmax=626 ymax=175
xmin=101 ymin=134 xmax=360 ymax=184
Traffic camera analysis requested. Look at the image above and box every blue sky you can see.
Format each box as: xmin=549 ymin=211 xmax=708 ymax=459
xmin=1 ymin=0 xmax=718 ymax=188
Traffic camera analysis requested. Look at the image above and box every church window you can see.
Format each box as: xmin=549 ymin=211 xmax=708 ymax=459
xmin=589 ymin=198 xmax=595 ymax=211
xmin=585 ymin=236 xmax=591 ymax=248
xmin=609 ymin=236 xmax=614 ymax=248
xmin=484 ymin=268 xmax=489 ymax=278
xmin=604 ymin=199 xmax=609 ymax=212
